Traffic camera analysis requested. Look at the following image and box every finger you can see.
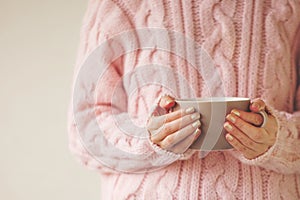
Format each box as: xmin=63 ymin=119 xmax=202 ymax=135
xmin=160 ymin=124 xmax=200 ymax=150
xmin=225 ymin=133 xmax=259 ymax=159
xmin=151 ymin=113 xmax=201 ymax=143
xmin=165 ymin=129 xmax=201 ymax=154
xmin=230 ymin=109 xmax=264 ymax=127
xmin=250 ymin=98 xmax=266 ymax=112
xmin=148 ymin=107 xmax=197 ymax=129
xmin=223 ymin=122 xmax=266 ymax=152
xmin=159 ymin=95 xmax=176 ymax=110
xmin=225 ymin=114 xmax=267 ymax=143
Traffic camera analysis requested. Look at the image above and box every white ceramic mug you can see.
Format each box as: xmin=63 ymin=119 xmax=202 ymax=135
xmin=174 ymin=97 xmax=250 ymax=151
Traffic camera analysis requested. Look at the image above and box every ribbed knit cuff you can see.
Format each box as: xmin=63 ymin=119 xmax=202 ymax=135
xmin=234 ymin=104 xmax=297 ymax=173
xmin=148 ymin=138 xmax=182 ymax=166
xmin=178 ymin=149 xmax=197 ymax=160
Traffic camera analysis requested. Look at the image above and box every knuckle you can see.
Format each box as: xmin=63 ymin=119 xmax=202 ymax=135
xmin=163 ymin=136 xmax=174 ymax=147
xmin=174 ymin=109 xmax=184 ymax=118
xmin=237 ymin=120 xmax=246 ymax=130
xmin=244 ymin=139 xmax=255 ymax=148
xmin=252 ymin=132 xmax=262 ymax=141
xmin=146 ymin=117 xmax=153 ymax=126
xmin=234 ymin=142 xmax=247 ymax=153
xmin=235 ymin=144 xmax=243 ymax=152
xmin=241 ymin=146 xmax=248 ymax=153
xmin=230 ymin=127 xmax=237 ymax=135
xmin=179 ymin=119 xmax=188 ymax=129
xmin=149 ymin=116 xmax=166 ymax=129
xmin=151 ymin=136 xmax=159 ymax=144
xmin=150 ymin=131 xmax=160 ymax=143
xmin=230 ymin=139 xmax=238 ymax=148
xmin=161 ymin=123 xmax=173 ymax=134
xmin=159 ymin=142 xmax=167 ymax=149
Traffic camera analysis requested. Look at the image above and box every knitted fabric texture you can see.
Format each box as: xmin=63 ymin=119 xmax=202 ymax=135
xmin=68 ymin=0 xmax=300 ymax=199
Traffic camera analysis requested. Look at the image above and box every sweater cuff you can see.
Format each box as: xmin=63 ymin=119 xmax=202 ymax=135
xmin=148 ymin=138 xmax=182 ymax=166
xmin=234 ymin=104 xmax=294 ymax=172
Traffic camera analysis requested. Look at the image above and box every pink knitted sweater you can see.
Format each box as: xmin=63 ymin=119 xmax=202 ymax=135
xmin=68 ymin=0 xmax=300 ymax=199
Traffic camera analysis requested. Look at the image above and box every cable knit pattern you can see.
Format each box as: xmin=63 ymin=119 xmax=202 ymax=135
xmin=68 ymin=0 xmax=300 ymax=199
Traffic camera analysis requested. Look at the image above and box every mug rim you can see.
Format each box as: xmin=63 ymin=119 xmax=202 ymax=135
xmin=176 ymin=97 xmax=250 ymax=103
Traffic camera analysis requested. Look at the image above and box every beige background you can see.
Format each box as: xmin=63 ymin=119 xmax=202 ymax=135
xmin=0 ymin=1 xmax=101 ymax=199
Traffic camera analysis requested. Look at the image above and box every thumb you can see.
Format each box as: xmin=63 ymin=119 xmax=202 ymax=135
xmin=250 ymin=98 xmax=266 ymax=113
xmin=159 ymin=95 xmax=176 ymax=110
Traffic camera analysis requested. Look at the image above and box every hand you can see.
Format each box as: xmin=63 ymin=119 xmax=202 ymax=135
xmin=224 ymin=98 xmax=278 ymax=159
xmin=147 ymin=96 xmax=201 ymax=154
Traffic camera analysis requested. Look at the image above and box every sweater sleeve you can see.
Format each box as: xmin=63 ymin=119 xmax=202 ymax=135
xmin=68 ymin=0 xmax=182 ymax=174
xmin=230 ymin=29 xmax=300 ymax=175
xmin=231 ymin=107 xmax=300 ymax=174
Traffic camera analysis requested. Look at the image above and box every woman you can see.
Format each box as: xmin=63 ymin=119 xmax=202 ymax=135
xmin=68 ymin=0 xmax=300 ymax=199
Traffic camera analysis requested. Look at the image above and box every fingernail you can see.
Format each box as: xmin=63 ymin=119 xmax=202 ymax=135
xmin=191 ymin=112 xmax=200 ymax=120
xmin=194 ymin=128 xmax=201 ymax=135
xmin=226 ymin=134 xmax=234 ymax=141
xmin=227 ymin=115 xmax=236 ymax=123
xmin=224 ymin=122 xmax=233 ymax=131
xmin=192 ymin=120 xmax=201 ymax=128
xmin=252 ymin=102 xmax=259 ymax=109
xmin=231 ymin=109 xmax=240 ymax=117
xmin=185 ymin=107 xmax=195 ymax=114
xmin=165 ymin=100 xmax=175 ymax=107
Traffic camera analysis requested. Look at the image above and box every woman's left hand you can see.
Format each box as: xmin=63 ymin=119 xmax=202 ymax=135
xmin=224 ymin=98 xmax=278 ymax=159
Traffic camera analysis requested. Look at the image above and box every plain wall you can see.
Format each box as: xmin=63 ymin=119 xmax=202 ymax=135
xmin=0 ymin=1 xmax=101 ymax=199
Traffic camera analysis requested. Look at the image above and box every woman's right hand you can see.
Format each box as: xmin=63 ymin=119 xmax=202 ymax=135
xmin=147 ymin=96 xmax=202 ymax=154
